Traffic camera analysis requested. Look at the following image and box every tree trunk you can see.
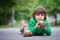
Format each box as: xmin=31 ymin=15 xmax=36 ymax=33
xmin=2 ymin=6 xmax=8 ymax=25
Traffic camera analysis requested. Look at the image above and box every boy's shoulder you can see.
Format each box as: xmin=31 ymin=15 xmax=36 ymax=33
xmin=29 ymin=17 xmax=36 ymax=23
xmin=43 ymin=20 xmax=48 ymax=21
xmin=43 ymin=20 xmax=49 ymax=23
xmin=30 ymin=17 xmax=36 ymax=21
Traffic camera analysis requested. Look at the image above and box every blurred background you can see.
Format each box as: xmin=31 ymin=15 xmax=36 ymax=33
xmin=0 ymin=0 xmax=60 ymax=28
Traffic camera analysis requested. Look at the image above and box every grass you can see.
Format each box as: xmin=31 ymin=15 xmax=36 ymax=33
xmin=0 ymin=21 xmax=22 ymax=28
xmin=0 ymin=25 xmax=11 ymax=28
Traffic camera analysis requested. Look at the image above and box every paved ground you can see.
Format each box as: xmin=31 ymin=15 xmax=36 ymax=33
xmin=0 ymin=27 xmax=60 ymax=40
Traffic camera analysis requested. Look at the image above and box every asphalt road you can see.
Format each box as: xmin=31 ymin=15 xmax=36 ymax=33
xmin=0 ymin=27 xmax=60 ymax=40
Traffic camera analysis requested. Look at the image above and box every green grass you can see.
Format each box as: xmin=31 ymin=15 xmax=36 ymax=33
xmin=0 ymin=25 xmax=11 ymax=28
xmin=0 ymin=21 xmax=22 ymax=28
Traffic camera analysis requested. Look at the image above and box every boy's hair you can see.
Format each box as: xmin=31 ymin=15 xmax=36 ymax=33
xmin=32 ymin=6 xmax=46 ymax=20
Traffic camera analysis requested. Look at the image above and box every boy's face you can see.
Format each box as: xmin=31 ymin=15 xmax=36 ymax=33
xmin=35 ymin=13 xmax=45 ymax=22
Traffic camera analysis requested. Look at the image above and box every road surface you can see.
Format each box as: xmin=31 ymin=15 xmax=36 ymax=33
xmin=0 ymin=27 xmax=60 ymax=40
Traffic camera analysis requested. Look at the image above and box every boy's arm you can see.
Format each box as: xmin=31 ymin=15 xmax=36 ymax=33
xmin=44 ymin=20 xmax=52 ymax=36
xmin=28 ymin=18 xmax=36 ymax=33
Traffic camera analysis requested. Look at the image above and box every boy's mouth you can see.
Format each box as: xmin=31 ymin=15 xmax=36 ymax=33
xmin=39 ymin=19 xmax=41 ymax=20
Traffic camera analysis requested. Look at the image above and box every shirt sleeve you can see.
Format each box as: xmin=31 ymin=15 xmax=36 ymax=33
xmin=27 ymin=18 xmax=36 ymax=33
xmin=44 ymin=20 xmax=52 ymax=36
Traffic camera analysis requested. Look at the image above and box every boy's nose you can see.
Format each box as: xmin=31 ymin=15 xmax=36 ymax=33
xmin=39 ymin=16 xmax=41 ymax=18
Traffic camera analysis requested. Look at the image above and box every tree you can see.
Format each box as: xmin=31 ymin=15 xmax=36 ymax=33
xmin=15 ymin=0 xmax=38 ymax=21
xmin=0 ymin=0 xmax=15 ymax=25
xmin=37 ymin=0 xmax=60 ymax=15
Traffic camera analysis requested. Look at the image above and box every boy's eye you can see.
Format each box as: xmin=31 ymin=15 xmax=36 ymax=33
xmin=37 ymin=14 xmax=39 ymax=16
xmin=41 ymin=14 xmax=44 ymax=16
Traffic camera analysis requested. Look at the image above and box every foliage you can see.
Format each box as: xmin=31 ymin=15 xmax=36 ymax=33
xmin=0 ymin=0 xmax=60 ymax=25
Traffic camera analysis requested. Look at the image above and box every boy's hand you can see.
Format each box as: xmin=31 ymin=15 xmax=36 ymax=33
xmin=34 ymin=23 xmax=40 ymax=28
xmin=40 ymin=22 xmax=45 ymax=27
xmin=34 ymin=21 xmax=46 ymax=29
xmin=34 ymin=21 xmax=41 ymax=28
xmin=39 ymin=21 xmax=46 ymax=30
xmin=41 ymin=26 xmax=46 ymax=30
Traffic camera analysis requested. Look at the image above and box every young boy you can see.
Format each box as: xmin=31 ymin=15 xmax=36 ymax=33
xmin=20 ymin=6 xmax=52 ymax=37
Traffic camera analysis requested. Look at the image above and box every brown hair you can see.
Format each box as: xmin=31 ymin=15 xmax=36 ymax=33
xmin=33 ymin=6 xmax=46 ymax=20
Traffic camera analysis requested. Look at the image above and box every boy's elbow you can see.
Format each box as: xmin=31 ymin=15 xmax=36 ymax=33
xmin=46 ymin=31 xmax=52 ymax=36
